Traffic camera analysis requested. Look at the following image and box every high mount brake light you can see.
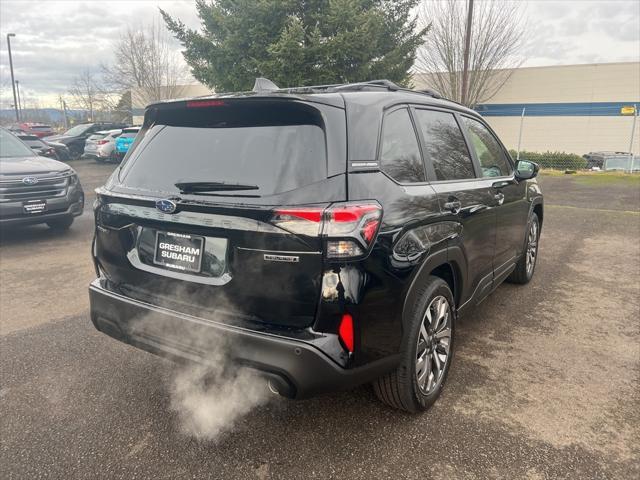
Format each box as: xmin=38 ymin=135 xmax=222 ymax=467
xmin=271 ymin=202 xmax=382 ymax=259
xmin=186 ymin=99 xmax=227 ymax=108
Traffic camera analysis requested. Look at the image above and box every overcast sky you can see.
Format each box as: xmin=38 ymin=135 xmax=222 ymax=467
xmin=0 ymin=0 xmax=638 ymax=108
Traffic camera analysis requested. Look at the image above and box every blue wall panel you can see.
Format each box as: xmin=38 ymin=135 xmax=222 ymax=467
xmin=475 ymin=102 xmax=639 ymax=117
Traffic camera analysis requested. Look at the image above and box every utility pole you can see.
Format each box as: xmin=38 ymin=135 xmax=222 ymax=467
xmin=7 ymin=33 xmax=19 ymax=122
xmin=461 ymin=0 xmax=474 ymax=106
xmin=628 ymin=104 xmax=637 ymax=173
xmin=516 ymin=107 xmax=526 ymax=161
xmin=15 ymin=80 xmax=22 ymax=118
xmin=59 ymin=96 xmax=68 ymax=130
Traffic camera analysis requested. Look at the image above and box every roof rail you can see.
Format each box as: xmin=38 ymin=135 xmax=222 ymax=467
xmin=207 ymin=77 xmax=446 ymax=101
xmin=272 ymin=78 xmax=443 ymax=100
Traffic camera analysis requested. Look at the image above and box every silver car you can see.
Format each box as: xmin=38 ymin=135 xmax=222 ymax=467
xmin=83 ymin=129 xmax=122 ymax=162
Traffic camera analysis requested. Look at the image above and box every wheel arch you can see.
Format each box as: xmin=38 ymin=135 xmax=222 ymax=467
xmin=533 ymin=202 xmax=543 ymax=228
xmin=403 ymin=246 xmax=467 ymax=325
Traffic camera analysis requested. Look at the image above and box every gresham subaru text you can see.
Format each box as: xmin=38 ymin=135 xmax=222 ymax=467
xmin=89 ymin=79 xmax=543 ymax=412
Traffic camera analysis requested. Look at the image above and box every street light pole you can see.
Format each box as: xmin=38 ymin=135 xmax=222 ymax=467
xmin=16 ymin=80 xmax=22 ymax=118
xmin=7 ymin=33 xmax=19 ymax=122
xmin=461 ymin=0 xmax=474 ymax=106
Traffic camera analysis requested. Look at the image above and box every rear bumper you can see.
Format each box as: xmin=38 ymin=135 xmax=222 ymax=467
xmin=89 ymin=279 xmax=398 ymax=399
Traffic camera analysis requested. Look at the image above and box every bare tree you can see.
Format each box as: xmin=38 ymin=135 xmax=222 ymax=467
xmin=102 ymin=21 xmax=188 ymax=107
xmin=68 ymin=69 xmax=103 ymax=121
xmin=415 ymin=0 xmax=527 ymax=107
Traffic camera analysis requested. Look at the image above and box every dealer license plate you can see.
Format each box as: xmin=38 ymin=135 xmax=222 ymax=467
xmin=153 ymin=231 xmax=204 ymax=273
xmin=23 ymin=199 xmax=47 ymax=214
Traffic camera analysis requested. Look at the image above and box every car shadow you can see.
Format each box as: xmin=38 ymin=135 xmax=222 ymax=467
xmin=0 ymin=223 xmax=83 ymax=247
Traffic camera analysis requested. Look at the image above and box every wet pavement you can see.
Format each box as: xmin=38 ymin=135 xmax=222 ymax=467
xmin=1 ymin=164 xmax=638 ymax=479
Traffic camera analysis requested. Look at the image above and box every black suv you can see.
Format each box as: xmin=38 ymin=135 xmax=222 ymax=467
xmin=45 ymin=122 xmax=129 ymax=159
xmin=89 ymin=80 xmax=543 ymax=412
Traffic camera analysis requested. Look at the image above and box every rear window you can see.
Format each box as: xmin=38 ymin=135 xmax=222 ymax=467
xmin=120 ymin=103 xmax=327 ymax=197
xmin=88 ymin=133 xmax=107 ymax=141
xmin=31 ymin=125 xmax=52 ymax=131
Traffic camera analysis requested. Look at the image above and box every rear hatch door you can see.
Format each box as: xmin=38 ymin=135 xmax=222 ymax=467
xmin=95 ymin=97 xmax=347 ymax=328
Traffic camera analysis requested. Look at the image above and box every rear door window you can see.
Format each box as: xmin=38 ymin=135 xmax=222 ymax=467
xmin=379 ymin=108 xmax=425 ymax=183
xmin=120 ymin=105 xmax=327 ymax=197
xmin=414 ymin=109 xmax=475 ymax=181
xmin=461 ymin=117 xmax=512 ymax=178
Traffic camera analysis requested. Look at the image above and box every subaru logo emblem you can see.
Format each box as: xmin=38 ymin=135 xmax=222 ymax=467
xmin=22 ymin=176 xmax=38 ymax=185
xmin=156 ymin=199 xmax=177 ymax=214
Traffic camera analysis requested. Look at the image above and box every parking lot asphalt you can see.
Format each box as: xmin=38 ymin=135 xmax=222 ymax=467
xmin=1 ymin=164 xmax=638 ymax=479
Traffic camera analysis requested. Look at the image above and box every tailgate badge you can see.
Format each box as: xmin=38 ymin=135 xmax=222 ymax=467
xmin=264 ymin=254 xmax=299 ymax=263
xmin=156 ymin=199 xmax=177 ymax=214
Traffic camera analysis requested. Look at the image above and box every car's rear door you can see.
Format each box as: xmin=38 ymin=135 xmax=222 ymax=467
xmin=94 ymin=97 xmax=347 ymax=329
xmin=459 ymin=115 xmax=529 ymax=282
xmin=412 ymin=107 xmax=498 ymax=306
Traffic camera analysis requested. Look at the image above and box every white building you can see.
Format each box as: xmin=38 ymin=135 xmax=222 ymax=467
xmin=415 ymin=62 xmax=640 ymax=155
xmin=131 ymin=62 xmax=640 ymax=155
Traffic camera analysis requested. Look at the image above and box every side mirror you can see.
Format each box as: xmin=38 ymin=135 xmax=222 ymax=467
xmin=515 ymin=160 xmax=539 ymax=180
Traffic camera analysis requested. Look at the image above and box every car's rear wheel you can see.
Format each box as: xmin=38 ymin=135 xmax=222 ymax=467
xmin=508 ymin=212 xmax=539 ymax=284
xmin=373 ymin=276 xmax=454 ymax=412
xmin=46 ymin=216 xmax=74 ymax=231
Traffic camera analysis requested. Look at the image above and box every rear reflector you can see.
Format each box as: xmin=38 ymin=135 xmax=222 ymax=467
xmin=338 ymin=313 xmax=354 ymax=353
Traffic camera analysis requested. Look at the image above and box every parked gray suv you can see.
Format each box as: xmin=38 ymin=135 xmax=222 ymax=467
xmin=0 ymin=128 xmax=84 ymax=230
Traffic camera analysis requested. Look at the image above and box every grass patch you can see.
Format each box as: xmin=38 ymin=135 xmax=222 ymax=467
xmin=540 ymin=170 xmax=640 ymax=186
xmin=573 ymin=173 xmax=640 ymax=186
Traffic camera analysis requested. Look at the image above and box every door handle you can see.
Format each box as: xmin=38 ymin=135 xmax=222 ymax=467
xmin=494 ymin=192 xmax=505 ymax=205
xmin=443 ymin=199 xmax=462 ymax=214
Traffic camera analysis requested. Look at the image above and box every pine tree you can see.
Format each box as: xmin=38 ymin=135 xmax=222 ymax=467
xmin=161 ymin=0 xmax=425 ymax=92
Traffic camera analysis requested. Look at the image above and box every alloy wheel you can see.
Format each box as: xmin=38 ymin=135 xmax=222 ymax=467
xmin=526 ymin=220 xmax=538 ymax=275
xmin=415 ymin=295 xmax=452 ymax=395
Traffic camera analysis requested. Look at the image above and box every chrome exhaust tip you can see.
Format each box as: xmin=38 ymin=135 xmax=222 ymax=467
xmin=267 ymin=380 xmax=280 ymax=395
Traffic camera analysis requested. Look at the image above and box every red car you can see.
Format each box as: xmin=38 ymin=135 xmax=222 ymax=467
xmin=15 ymin=123 xmax=55 ymax=138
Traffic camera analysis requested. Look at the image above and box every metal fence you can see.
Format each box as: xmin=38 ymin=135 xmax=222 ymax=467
xmin=481 ymin=103 xmax=640 ymax=172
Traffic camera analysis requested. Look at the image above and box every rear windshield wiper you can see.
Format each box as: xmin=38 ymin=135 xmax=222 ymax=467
xmin=175 ymin=181 xmax=260 ymax=194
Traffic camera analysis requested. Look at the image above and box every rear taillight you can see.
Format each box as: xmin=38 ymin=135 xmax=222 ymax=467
xmin=272 ymin=207 xmax=324 ymax=236
xmin=97 ymin=140 xmax=109 ymax=145
xmin=324 ymin=202 xmax=382 ymax=259
xmin=271 ymin=201 xmax=382 ymax=260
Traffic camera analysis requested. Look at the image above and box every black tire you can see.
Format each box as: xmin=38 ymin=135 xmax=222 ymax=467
xmin=46 ymin=216 xmax=74 ymax=231
xmin=507 ymin=212 xmax=540 ymax=284
xmin=373 ymin=276 xmax=455 ymax=413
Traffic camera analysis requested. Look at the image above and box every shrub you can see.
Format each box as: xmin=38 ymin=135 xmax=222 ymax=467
xmin=508 ymin=150 xmax=587 ymax=170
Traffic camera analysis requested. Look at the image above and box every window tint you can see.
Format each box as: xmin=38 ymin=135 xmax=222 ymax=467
xmin=379 ymin=108 xmax=425 ymax=183
xmin=120 ymin=124 xmax=327 ymax=197
xmin=414 ymin=109 xmax=475 ymax=181
xmin=461 ymin=117 xmax=512 ymax=177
